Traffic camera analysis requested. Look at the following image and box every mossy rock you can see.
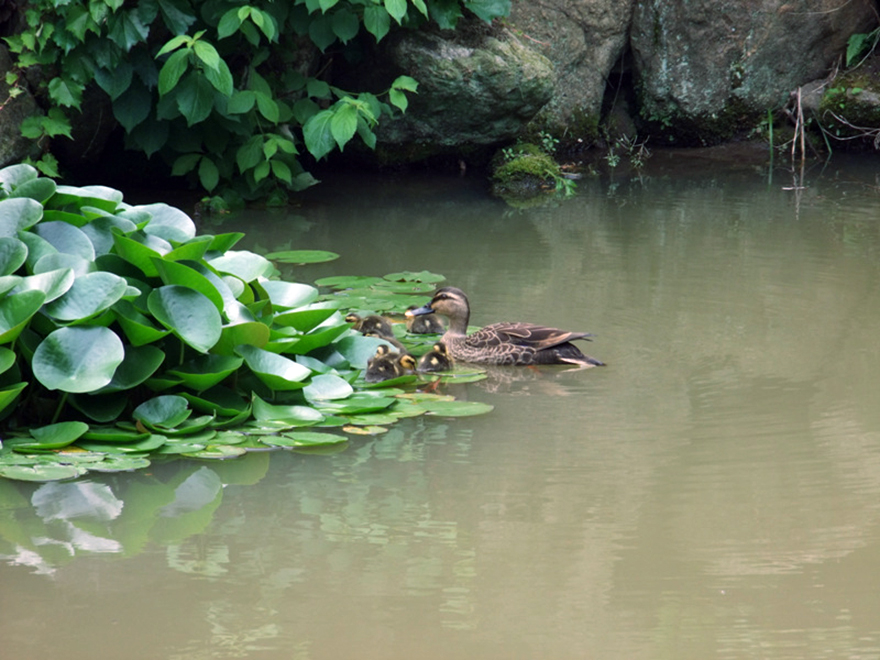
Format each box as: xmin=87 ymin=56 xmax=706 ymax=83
xmin=491 ymin=149 xmax=562 ymax=198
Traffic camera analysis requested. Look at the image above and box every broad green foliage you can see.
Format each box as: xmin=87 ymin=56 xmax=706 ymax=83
xmin=4 ymin=0 xmax=511 ymax=202
xmin=0 ymin=164 xmax=492 ymax=482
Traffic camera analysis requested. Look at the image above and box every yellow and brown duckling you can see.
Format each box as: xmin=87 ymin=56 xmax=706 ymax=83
xmin=405 ymin=305 xmax=445 ymax=334
xmin=417 ymin=341 xmax=454 ymax=373
xmin=364 ymin=345 xmax=417 ymax=383
xmin=405 ymin=287 xmax=605 ymax=367
xmin=345 ymin=313 xmax=394 ymax=337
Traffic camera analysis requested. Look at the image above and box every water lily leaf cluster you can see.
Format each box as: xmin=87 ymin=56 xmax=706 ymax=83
xmin=4 ymin=0 xmax=511 ymax=202
xmin=0 ymin=164 xmax=492 ymax=482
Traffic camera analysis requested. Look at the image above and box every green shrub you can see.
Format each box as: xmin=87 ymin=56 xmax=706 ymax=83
xmin=4 ymin=0 xmax=511 ymax=202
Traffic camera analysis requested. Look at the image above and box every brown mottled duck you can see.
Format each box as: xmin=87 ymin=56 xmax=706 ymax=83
xmin=405 ymin=287 xmax=604 ymax=367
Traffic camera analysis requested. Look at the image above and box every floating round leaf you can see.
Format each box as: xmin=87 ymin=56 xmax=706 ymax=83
xmin=262 ymin=431 xmax=347 ymax=447
xmin=264 ymin=249 xmax=339 ymax=264
xmin=208 ymin=250 xmax=274 ymax=282
xmin=87 ymin=455 xmax=152 ymax=472
xmin=44 ymin=271 xmax=129 ymax=322
xmin=148 ymin=285 xmax=222 ymax=353
xmin=12 ymin=177 xmax=57 ymax=203
xmin=303 ymin=373 xmax=353 ymax=401
xmin=236 ymin=344 xmax=311 ymax=390
xmin=183 ymin=444 xmax=247 ymax=459
xmin=0 ymin=197 xmax=43 ymax=237
xmin=168 ymin=353 xmax=243 ymax=392
xmin=133 ymin=395 xmax=191 ymax=428
xmin=138 ymin=202 xmax=197 ymax=242
xmin=97 ymin=344 xmax=166 ymax=393
xmin=152 ymin=258 xmax=224 ymax=313
xmin=0 ymin=236 xmax=27 ymax=275
xmin=314 ymin=275 xmax=384 ymax=290
xmin=273 ymin=302 xmax=339 ymax=332
xmin=11 ymin=267 xmax=75 ymax=303
xmin=251 ymin=394 xmax=325 ymax=424
xmin=28 ymin=421 xmax=89 ymax=448
xmin=32 ymin=220 xmax=96 ymax=261
xmin=32 ymin=326 xmax=125 ymax=392
xmin=0 ymin=289 xmax=46 ymax=344
xmin=114 ymin=300 xmax=171 ymax=346
xmin=0 ymin=464 xmax=86 ymax=482
xmin=257 ymin=280 xmax=318 ymax=308
xmin=422 ymin=400 xmax=495 ymax=417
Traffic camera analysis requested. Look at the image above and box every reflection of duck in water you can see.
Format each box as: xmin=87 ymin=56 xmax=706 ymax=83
xmin=417 ymin=342 xmax=453 ymax=373
xmin=406 ymin=287 xmax=605 ymax=367
xmin=364 ymin=345 xmax=416 ymax=383
xmin=405 ymin=305 xmax=445 ymax=334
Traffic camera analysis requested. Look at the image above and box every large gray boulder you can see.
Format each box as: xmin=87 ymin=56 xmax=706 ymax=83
xmin=508 ymin=0 xmax=635 ymax=127
xmin=376 ymin=25 xmax=555 ymax=148
xmin=631 ymin=0 xmax=877 ymax=138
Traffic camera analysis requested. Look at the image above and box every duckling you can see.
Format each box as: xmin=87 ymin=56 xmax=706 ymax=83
xmin=405 ymin=287 xmax=604 ymax=367
xmin=405 ymin=305 xmax=445 ymax=334
xmin=345 ymin=313 xmax=394 ymax=337
xmin=417 ymin=341 xmax=454 ymax=373
xmin=364 ymin=346 xmax=417 ymax=383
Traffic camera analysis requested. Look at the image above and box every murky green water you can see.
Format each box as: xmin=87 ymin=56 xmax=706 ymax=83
xmin=5 ymin=154 xmax=880 ymax=659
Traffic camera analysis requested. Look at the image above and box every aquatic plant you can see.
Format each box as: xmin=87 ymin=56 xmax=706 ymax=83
xmin=0 ymin=163 xmax=492 ymax=482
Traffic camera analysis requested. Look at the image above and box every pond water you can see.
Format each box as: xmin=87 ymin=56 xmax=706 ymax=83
xmin=4 ymin=152 xmax=880 ymax=659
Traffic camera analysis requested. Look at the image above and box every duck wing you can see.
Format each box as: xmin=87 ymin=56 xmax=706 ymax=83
xmin=480 ymin=322 xmax=593 ymax=350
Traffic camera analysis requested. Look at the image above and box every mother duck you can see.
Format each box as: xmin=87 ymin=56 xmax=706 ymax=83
xmin=405 ymin=287 xmax=604 ymax=367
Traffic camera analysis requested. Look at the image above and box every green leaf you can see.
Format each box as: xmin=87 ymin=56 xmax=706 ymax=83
xmin=192 ymin=40 xmax=221 ymax=71
xmin=389 ymin=88 xmax=408 ymax=112
xmin=94 ymin=62 xmax=134 ymax=101
xmin=251 ymin=393 xmax=324 ymax=425
xmin=465 ymin=0 xmax=510 ymax=22
xmin=302 ymin=109 xmax=335 ymax=160
xmin=0 ymin=464 xmax=86 ymax=482
xmin=303 ymin=373 xmax=353 ymax=401
xmin=0 ymin=198 xmax=43 ymax=237
xmin=172 ymin=153 xmax=201 ymax=175
xmin=331 ymin=8 xmax=359 ymax=43
xmin=228 ymin=90 xmax=256 ymax=114
xmin=97 ymin=344 xmax=166 ymax=393
xmin=0 ymin=290 xmax=45 ymax=344
xmin=24 ymin=421 xmax=89 ymax=450
xmin=255 ymin=91 xmax=279 ymax=122
xmin=208 ymin=250 xmax=274 ymax=282
xmin=236 ymin=344 xmax=311 ymax=390
xmin=44 ymin=271 xmax=129 ymax=322
xmin=263 ymin=430 xmax=347 ymax=447
xmin=264 ymin=250 xmax=339 ymax=265
xmin=384 ymin=0 xmax=406 ymax=23
xmin=148 ymin=285 xmax=222 ymax=353
xmin=139 ymin=202 xmax=197 ymax=242
xmin=32 ymin=326 xmax=125 ymax=393
xmin=308 ymin=14 xmax=336 ymax=51
xmin=10 ymin=177 xmax=57 ymax=203
xmin=199 ymin=157 xmax=220 ymax=191
xmin=32 ymin=221 xmax=96 ymax=261
xmin=0 ymin=236 xmax=27 ymax=275
xmin=364 ymin=6 xmax=390 ymax=41
xmin=48 ymin=77 xmax=83 ymax=109
xmin=158 ymin=49 xmax=190 ymax=95
xmin=217 ymin=8 xmax=243 ymax=38
xmin=175 ymin=73 xmax=216 ymax=126
xmin=319 ymin=0 xmax=340 ymax=11
xmin=202 ymin=54 xmax=234 ymax=96
xmin=133 ymin=395 xmax=191 ymax=428
xmin=12 ymin=268 xmax=75 ymax=306
xmin=330 ymin=102 xmax=358 ymax=150
xmin=392 ymin=75 xmax=418 ymax=93
xmin=113 ymin=82 xmax=153 ymax=132
xmin=168 ymin=353 xmax=243 ymax=391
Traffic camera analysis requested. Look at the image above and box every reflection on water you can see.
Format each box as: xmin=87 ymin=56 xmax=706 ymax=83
xmin=5 ymin=155 xmax=880 ymax=659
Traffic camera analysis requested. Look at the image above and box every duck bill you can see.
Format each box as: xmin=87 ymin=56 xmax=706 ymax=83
xmin=405 ymin=304 xmax=434 ymax=317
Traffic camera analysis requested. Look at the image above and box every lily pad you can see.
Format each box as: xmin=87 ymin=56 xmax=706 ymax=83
xmin=264 ymin=249 xmax=339 ymax=264
xmin=0 ymin=463 xmax=86 ymax=482
xmin=183 ymin=444 xmax=248 ymax=459
xmin=303 ymin=373 xmax=353 ymax=401
xmin=236 ymin=344 xmax=311 ymax=390
xmin=262 ymin=431 xmax=348 ymax=447
xmin=0 ymin=236 xmax=27 ymax=275
xmin=32 ymin=326 xmax=125 ymax=393
xmin=88 ymin=455 xmax=152 ymax=472
xmin=133 ymin=395 xmax=192 ymax=428
xmin=0 ymin=289 xmax=46 ymax=344
xmin=148 ymin=285 xmax=222 ymax=353
xmin=422 ymin=400 xmax=495 ymax=417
